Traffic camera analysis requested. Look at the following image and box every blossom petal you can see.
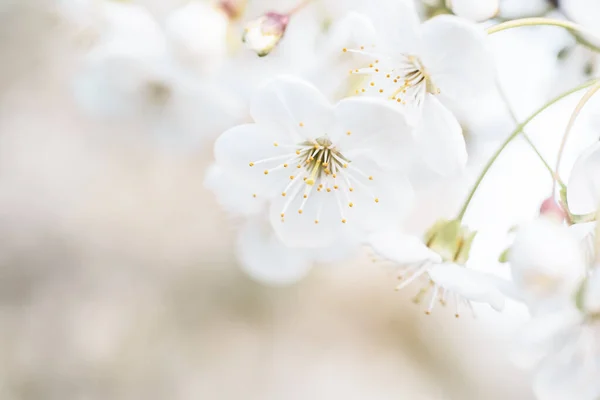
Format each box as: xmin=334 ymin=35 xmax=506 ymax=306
xmin=250 ymin=76 xmax=335 ymax=142
xmin=446 ymin=0 xmax=499 ymax=22
xmin=367 ymin=230 xmax=441 ymax=265
xmin=509 ymin=217 xmax=587 ymax=307
xmin=566 ymin=141 xmax=600 ymax=215
xmin=236 ymin=217 xmax=312 ymax=286
xmin=333 ymin=97 xmax=415 ymax=170
xmin=415 ymin=95 xmax=466 ymax=176
xmin=349 ymin=168 xmax=415 ymax=233
xmin=368 ymin=1 xmax=421 ymax=55
xmin=204 ymin=164 xmax=265 ymax=217
xmin=214 ymin=123 xmax=293 ymax=197
xmin=420 ymin=15 xmax=495 ymax=106
xmin=428 ymin=264 xmax=506 ymax=311
xmin=268 ymin=188 xmax=344 ymax=248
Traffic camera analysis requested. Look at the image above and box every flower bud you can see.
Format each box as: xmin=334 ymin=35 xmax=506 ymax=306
xmin=539 ymin=196 xmax=567 ymax=222
xmin=445 ymin=0 xmax=499 ymax=22
xmin=242 ymin=12 xmax=289 ymax=57
xmin=424 ymin=219 xmax=477 ymax=265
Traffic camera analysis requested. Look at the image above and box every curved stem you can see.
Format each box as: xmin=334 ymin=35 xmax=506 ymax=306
xmin=456 ymin=80 xmax=598 ymax=221
xmin=286 ymin=0 xmax=313 ymax=16
xmin=553 ymin=81 xmax=600 ymax=193
xmin=487 ymin=18 xmax=600 ymax=45
xmin=495 ymin=79 xmax=558 ymax=183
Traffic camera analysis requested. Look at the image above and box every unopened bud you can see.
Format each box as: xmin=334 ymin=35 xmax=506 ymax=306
xmin=539 ymin=197 xmax=566 ymax=222
xmin=242 ymin=12 xmax=288 ymax=57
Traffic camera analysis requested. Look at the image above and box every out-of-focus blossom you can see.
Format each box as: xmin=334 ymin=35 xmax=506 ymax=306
xmin=242 ymin=12 xmax=289 ymax=57
xmin=213 ymin=75 xmax=415 ymax=248
xmin=446 ymin=0 xmax=499 ymax=22
xmin=342 ymin=7 xmax=494 ymax=175
xmin=73 ymin=1 xmax=244 ymax=149
xmin=367 ymin=220 xmax=505 ymax=315
xmin=509 ymin=217 xmax=587 ymax=310
xmin=566 ymin=141 xmax=600 ymax=216
xmin=561 ymin=0 xmax=600 ymax=47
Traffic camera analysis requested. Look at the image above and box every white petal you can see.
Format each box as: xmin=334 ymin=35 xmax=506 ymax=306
xmin=420 ymin=15 xmax=495 ymax=106
xmin=101 ymin=2 xmax=166 ymax=52
xmin=204 ymin=164 xmax=265 ymax=217
xmin=509 ymin=217 xmax=587 ymax=306
xmin=366 ymin=230 xmax=441 ymax=265
xmin=428 ymin=264 xmax=506 ymax=311
xmin=236 ymin=217 xmax=312 ymax=286
xmin=268 ymin=189 xmax=344 ymax=248
xmin=349 ymin=168 xmax=415 ymax=233
xmin=322 ymin=12 xmax=378 ymax=55
xmin=333 ymin=97 xmax=416 ymax=170
xmin=415 ymin=95 xmax=466 ymax=176
xmin=584 ymin=269 xmax=600 ymax=313
xmin=213 ymin=123 xmax=293 ymax=197
xmin=561 ymin=0 xmax=600 ymax=48
xmin=250 ymin=75 xmax=335 ymax=142
xmin=512 ymin=308 xmax=581 ymax=369
xmin=165 ymin=1 xmax=229 ymax=73
xmin=567 ymin=141 xmax=600 ymax=215
xmin=368 ymin=1 xmax=421 ymax=55
xmin=446 ymin=0 xmax=499 ymax=22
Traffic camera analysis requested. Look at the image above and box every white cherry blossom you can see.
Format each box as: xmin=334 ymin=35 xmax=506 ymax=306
xmin=509 ymin=216 xmax=588 ymax=310
xmin=73 ymin=2 xmax=244 ymax=149
xmin=213 ymin=75 xmax=415 ymax=248
xmin=367 ymin=226 xmax=505 ymax=316
xmin=340 ymin=7 xmax=495 ymax=175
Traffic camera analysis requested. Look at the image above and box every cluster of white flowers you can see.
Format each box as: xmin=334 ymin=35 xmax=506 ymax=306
xmin=55 ymin=0 xmax=600 ymax=398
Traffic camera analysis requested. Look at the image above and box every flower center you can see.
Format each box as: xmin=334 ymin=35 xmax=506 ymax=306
xmin=343 ymin=46 xmax=440 ymax=107
xmin=144 ymin=80 xmax=172 ymax=106
xmin=249 ymin=134 xmax=380 ymax=224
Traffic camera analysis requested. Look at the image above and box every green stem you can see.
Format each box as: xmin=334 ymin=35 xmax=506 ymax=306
xmin=456 ymin=80 xmax=598 ymax=221
xmin=487 ymin=18 xmax=598 ymax=40
xmin=495 ymin=79 xmax=558 ymax=183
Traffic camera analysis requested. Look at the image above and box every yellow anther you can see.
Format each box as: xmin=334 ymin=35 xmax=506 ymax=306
xmin=370 ymin=82 xmax=375 ymax=87
xmin=282 ymin=192 xmax=286 ymax=196
xmin=360 ymin=46 xmax=365 ymax=50
xmin=374 ymin=198 xmax=379 ymax=203
xmin=264 ymin=170 xmax=269 ymax=175
xmin=273 ymin=142 xmax=278 ymax=147
xmin=298 ymin=209 xmax=303 ymax=214
xmin=379 ymin=89 xmax=384 ymax=93
xmin=375 ymin=59 xmax=379 ymax=63
xmin=361 ymin=88 xmax=366 ymax=92
xmin=346 ymin=131 xmax=351 ymax=135
xmin=349 ymin=188 xmax=354 ymax=192
xmin=299 ymin=122 xmax=304 ymax=127
xmin=303 ymin=194 xmax=307 ymax=198
xmin=296 ymin=150 xmax=301 ymax=155
xmin=342 ymin=219 xmax=347 ymax=223
xmin=314 ymin=220 xmax=319 ymax=224
xmin=332 ymin=174 xmax=337 ymax=178
xmin=368 ymin=176 xmax=373 ymax=180
xmin=375 ymin=69 xmax=379 ymax=72
xmin=348 ymin=202 xmax=354 ymax=207
xmin=252 ymin=194 xmax=257 ymax=198
xmin=280 ymin=213 xmax=285 ymax=217
xmin=289 ymin=175 xmax=294 ymax=180
xmin=369 ymin=64 xmax=374 ymax=68
xmin=386 ymin=74 xmax=391 ymax=78
xmin=343 ymin=163 xmax=348 ymax=168
xmin=249 ymin=162 xmax=254 ymax=167
xmin=342 ymin=48 xmax=347 ymax=52
xmin=334 ymin=185 xmax=339 ymax=189
xmin=326 ymin=188 xmax=331 ymax=192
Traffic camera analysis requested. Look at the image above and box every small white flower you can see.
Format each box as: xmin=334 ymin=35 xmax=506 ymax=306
xmin=73 ymin=3 xmax=244 ymax=148
xmin=367 ymin=224 xmax=505 ymax=316
xmin=341 ymin=8 xmax=495 ymax=175
xmin=513 ymin=270 xmax=600 ymax=400
xmin=213 ymin=75 xmax=415 ymax=248
xmin=567 ymin=141 xmax=600 ymax=216
xmin=509 ymin=217 xmax=588 ymax=310
xmin=446 ymin=0 xmax=499 ymax=22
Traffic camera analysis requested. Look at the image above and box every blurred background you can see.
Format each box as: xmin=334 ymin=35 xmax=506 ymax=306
xmin=0 ymin=0 xmax=598 ymax=398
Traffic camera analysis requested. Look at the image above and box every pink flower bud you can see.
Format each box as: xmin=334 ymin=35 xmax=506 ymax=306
xmin=242 ymin=12 xmax=289 ymax=57
xmin=539 ymin=197 xmax=567 ymax=222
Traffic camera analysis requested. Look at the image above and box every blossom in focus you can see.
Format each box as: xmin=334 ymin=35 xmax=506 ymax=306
xmin=213 ymin=75 xmax=415 ymax=248
xmin=509 ymin=217 xmax=588 ymax=310
xmin=342 ymin=7 xmax=495 ymax=175
xmin=446 ymin=0 xmax=499 ymax=22
xmin=367 ymin=220 xmax=505 ymax=316
xmin=242 ymin=12 xmax=289 ymax=57
xmin=73 ymin=1 xmax=244 ymax=149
